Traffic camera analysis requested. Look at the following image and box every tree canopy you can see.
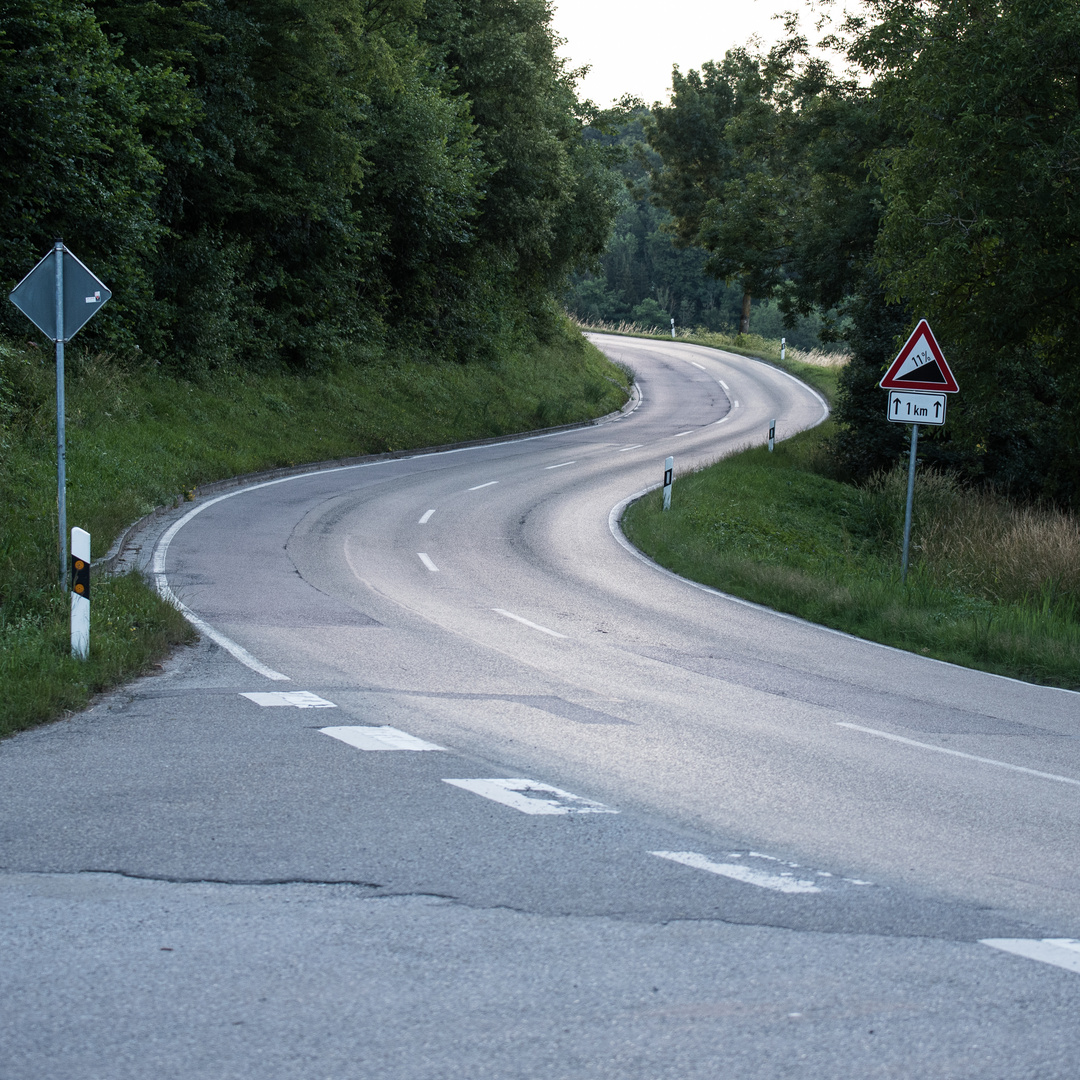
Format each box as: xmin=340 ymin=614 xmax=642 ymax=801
xmin=0 ymin=0 xmax=619 ymax=370
xmin=642 ymin=0 xmax=1080 ymax=506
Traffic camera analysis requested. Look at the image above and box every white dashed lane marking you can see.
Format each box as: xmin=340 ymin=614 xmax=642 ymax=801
xmin=651 ymin=850 xmax=873 ymax=894
xmin=838 ymin=722 xmax=1080 ymax=787
xmin=673 ymin=430 xmax=693 ymax=437
xmin=981 ymin=939 xmax=1080 ymax=975
xmin=469 ymin=481 xmax=498 ymax=491
xmin=492 ymin=608 xmax=566 ymax=638
xmin=652 ymin=851 xmax=822 ymax=894
xmin=545 ymin=461 xmax=576 ymax=469
xmin=719 ymin=380 xmax=729 ymax=390
xmin=321 ymin=726 xmax=446 ymax=751
xmin=241 ymin=691 xmax=337 ymax=709
xmin=418 ymin=509 xmax=435 ymax=524
xmin=443 ymin=778 xmax=618 ymax=815
xmin=418 ymin=552 xmax=439 ymax=572
xmin=618 ymin=444 xmax=643 ymax=451
xmin=691 ymin=361 xmax=706 ymax=370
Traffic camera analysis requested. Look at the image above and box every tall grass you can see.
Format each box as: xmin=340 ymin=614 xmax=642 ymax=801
xmin=867 ymin=468 xmax=1080 ymax=612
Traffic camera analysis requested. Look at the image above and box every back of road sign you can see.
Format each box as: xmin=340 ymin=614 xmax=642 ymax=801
xmin=9 ymin=247 xmax=111 ymax=342
xmin=880 ymin=320 xmax=958 ymax=393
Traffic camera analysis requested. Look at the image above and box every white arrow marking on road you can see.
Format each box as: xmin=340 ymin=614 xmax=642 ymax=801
xmin=418 ymin=553 xmax=439 ymax=572
xmin=443 ymin=778 xmax=617 ymax=815
xmin=469 ymin=481 xmax=498 ymax=491
xmin=981 ymin=939 xmax=1080 ymax=975
xmin=241 ymin=691 xmax=336 ymax=708
xmin=321 ymin=726 xmax=445 ymax=751
xmin=419 ymin=509 xmax=435 ymax=524
xmin=651 ymin=851 xmax=822 ymax=893
xmin=492 ymin=608 xmax=566 ymax=638
xmin=838 ymin=723 xmax=1080 ymax=787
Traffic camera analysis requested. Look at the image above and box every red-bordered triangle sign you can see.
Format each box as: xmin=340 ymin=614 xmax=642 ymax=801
xmin=880 ymin=320 xmax=959 ymax=393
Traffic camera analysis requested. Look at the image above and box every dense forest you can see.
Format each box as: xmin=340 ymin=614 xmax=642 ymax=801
xmin=0 ymin=0 xmax=618 ymax=372
xmin=617 ymin=0 xmax=1080 ymax=507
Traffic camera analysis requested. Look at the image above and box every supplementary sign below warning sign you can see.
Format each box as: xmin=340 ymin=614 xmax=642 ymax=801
xmin=887 ymin=390 xmax=947 ymax=426
xmin=880 ymin=320 xmax=959 ymax=393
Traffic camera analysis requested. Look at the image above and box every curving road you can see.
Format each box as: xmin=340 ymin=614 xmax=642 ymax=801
xmin=3 ymin=333 xmax=1079 ymax=1079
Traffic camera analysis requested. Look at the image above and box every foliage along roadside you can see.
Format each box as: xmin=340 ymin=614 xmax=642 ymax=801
xmin=0 ymin=0 xmax=620 ymax=374
xmin=0 ymin=325 xmax=631 ymax=737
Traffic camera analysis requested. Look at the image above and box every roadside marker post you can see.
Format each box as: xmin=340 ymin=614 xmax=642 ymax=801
xmin=670 ymin=317 xmax=675 ymax=339
xmin=663 ymin=456 xmax=673 ymax=511
xmin=768 ymin=419 xmax=776 ymax=452
xmin=780 ymin=337 xmax=786 ymax=362
xmin=71 ymin=527 xmax=90 ymax=660
xmin=8 ymin=241 xmax=111 ymax=588
xmin=880 ymin=320 xmax=959 ymax=582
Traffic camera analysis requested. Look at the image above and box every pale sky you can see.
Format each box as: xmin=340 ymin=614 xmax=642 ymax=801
xmin=550 ymin=0 xmax=837 ymax=108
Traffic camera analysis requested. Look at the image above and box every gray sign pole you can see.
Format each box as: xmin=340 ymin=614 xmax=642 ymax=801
xmin=900 ymin=423 xmax=918 ymax=583
xmin=54 ymin=239 xmax=68 ymax=590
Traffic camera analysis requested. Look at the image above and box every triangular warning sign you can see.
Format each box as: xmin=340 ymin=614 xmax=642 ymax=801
xmin=880 ymin=320 xmax=959 ymax=393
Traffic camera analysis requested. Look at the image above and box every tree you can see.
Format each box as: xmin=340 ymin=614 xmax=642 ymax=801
xmin=0 ymin=0 xmax=165 ymax=347
xmin=846 ymin=0 xmax=1080 ymax=502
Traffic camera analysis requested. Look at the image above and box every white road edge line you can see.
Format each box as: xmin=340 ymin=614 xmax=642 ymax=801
xmin=545 ymin=461 xmax=576 ymax=469
xmin=492 ymin=608 xmax=566 ymax=638
xmin=469 ymin=481 xmax=499 ymax=490
xmin=651 ymin=851 xmax=822 ymax=894
xmin=980 ymin=939 xmax=1080 ymax=975
xmin=418 ymin=552 xmax=439 ymax=573
xmin=837 ymin=722 xmax=1080 ymax=786
xmin=608 ymin=482 xmax=1078 ymax=697
xmin=419 ymin=509 xmax=435 ymax=524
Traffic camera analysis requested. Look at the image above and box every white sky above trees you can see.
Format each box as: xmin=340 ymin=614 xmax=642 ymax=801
xmin=550 ymin=0 xmax=839 ymax=108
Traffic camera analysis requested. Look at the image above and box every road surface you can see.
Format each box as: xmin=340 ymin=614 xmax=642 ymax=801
xmin=2 ymin=334 xmax=1078 ymax=1079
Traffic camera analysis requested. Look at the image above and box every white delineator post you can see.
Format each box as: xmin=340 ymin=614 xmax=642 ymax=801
xmin=663 ymin=456 xmax=674 ymax=511
xmin=768 ymin=419 xmax=776 ymax=452
xmin=781 ymin=337 xmax=786 ymax=362
xmin=71 ymin=527 xmax=90 ymax=659
xmin=670 ymin=317 xmax=675 ymax=339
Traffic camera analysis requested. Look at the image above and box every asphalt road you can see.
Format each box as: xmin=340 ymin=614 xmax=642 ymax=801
xmin=3 ymin=334 xmax=1079 ymax=1079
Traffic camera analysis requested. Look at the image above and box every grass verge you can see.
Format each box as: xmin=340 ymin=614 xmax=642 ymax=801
xmin=623 ymin=419 xmax=1080 ymax=690
xmin=1 ymin=323 xmax=631 ymax=736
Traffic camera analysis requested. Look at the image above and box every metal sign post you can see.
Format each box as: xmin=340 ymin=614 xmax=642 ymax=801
xmin=54 ymin=241 xmax=67 ymax=588
xmin=8 ymin=241 xmax=111 ymax=589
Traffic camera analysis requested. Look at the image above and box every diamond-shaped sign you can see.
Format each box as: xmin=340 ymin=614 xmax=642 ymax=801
xmin=9 ymin=246 xmax=111 ymax=342
xmin=880 ymin=319 xmax=959 ymax=393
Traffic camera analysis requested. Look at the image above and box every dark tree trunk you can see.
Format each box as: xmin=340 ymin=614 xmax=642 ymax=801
xmin=740 ymin=290 xmax=752 ymax=334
